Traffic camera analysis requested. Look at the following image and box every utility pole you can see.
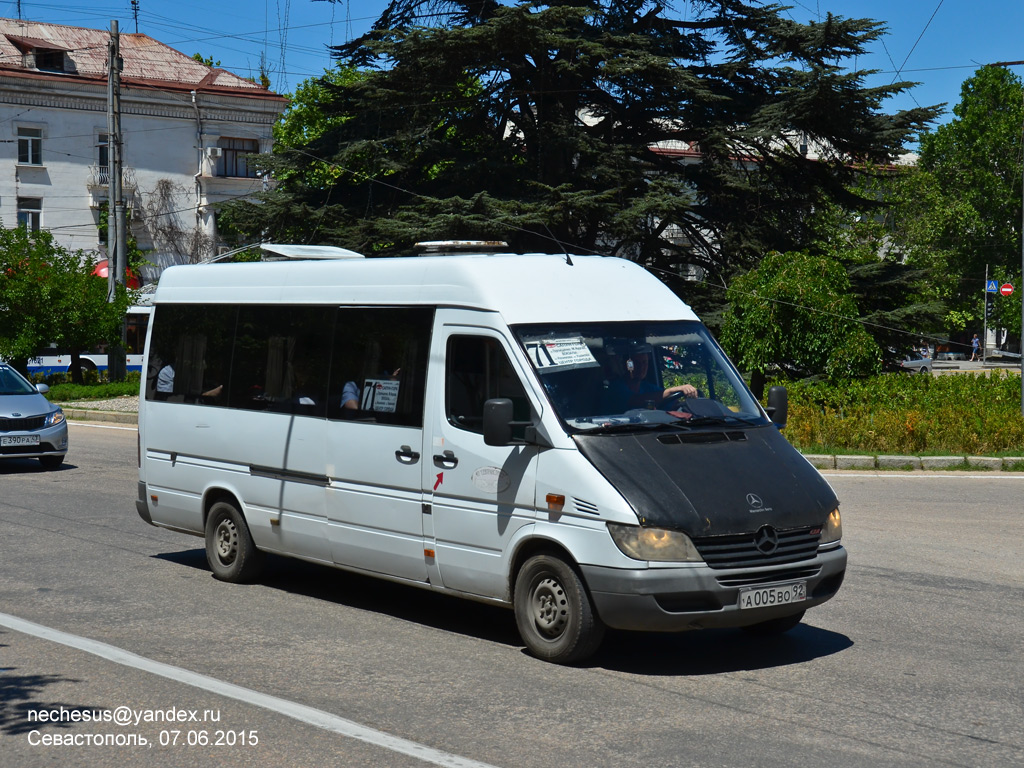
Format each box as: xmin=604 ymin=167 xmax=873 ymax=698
xmin=107 ymin=20 xmax=127 ymax=381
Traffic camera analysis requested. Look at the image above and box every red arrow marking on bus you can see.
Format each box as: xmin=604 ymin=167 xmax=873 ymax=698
xmin=434 ymin=473 xmax=443 ymax=490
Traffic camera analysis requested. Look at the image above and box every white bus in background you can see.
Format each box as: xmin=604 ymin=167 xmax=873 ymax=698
xmin=134 ymin=244 xmax=845 ymax=664
xmin=26 ymin=304 xmax=151 ymax=378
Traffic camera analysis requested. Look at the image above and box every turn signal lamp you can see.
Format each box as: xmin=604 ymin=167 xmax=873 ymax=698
xmin=546 ymin=494 xmax=565 ymax=512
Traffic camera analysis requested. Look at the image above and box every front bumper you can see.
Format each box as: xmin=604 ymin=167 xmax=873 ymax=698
xmin=582 ymin=546 xmax=847 ymax=632
xmin=0 ymin=421 xmax=68 ymax=460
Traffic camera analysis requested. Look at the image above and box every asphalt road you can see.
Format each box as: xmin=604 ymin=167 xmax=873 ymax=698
xmin=1 ymin=422 xmax=1021 ymax=767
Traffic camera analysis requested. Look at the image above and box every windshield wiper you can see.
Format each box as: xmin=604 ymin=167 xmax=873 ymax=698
xmin=670 ymin=413 xmax=764 ymax=427
xmin=573 ymin=421 xmax=680 ymax=435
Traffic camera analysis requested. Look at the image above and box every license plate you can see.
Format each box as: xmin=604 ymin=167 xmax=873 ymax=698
xmin=738 ymin=581 xmax=806 ymax=609
xmin=1 ymin=434 xmax=40 ymax=447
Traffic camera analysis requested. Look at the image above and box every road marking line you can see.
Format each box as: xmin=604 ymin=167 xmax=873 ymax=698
xmin=0 ymin=611 xmax=498 ymax=768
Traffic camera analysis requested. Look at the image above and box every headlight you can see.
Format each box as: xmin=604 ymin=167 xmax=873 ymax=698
xmin=607 ymin=523 xmax=703 ymax=562
xmin=45 ymin=409 xmax=65 ymax=427
xmin=819 ymin=508 xmax=842 ymax=545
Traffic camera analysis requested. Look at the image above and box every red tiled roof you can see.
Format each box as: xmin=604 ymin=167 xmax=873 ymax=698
xmin=0 ymin=17 xmax=284 ymax=100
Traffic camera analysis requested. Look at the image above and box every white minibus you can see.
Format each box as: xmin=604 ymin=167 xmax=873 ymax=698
xmin=136 ymin=248 xmax=845 ymax=664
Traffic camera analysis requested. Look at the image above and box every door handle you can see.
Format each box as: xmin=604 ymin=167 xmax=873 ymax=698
xmin=433 ymin=449 xmax=458 ymax=469
xmin=395 ymin=445 xmax=420 ymax=464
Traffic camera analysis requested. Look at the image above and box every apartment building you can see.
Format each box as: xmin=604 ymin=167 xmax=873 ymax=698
xmin=0 ymin=18 xmax=287 ymax=281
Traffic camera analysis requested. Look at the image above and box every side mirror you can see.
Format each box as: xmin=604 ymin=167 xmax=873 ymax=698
xmin=483 ymin=398 xmax=514 ymax=446
xmin=766 ymin=385 xmax=788 ymax=429
xmin=35 ymin=383 xmax=50 ymax=394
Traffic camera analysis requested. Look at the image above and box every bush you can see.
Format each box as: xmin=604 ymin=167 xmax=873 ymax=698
xmin=46 ymin=374 xmax=140 ymax=402
xmin=781 ymin=371 xmax=1024 ymax=455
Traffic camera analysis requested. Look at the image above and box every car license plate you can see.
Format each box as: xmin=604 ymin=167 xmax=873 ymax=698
xmin=738 ymin=581 xmax=806 ymax=609
xmin=1 ymin=434 xmax=40 ymax=447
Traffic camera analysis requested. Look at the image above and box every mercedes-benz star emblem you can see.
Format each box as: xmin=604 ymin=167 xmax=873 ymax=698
xmin=754 ymin=525 xmax=779 ymax=556
xmin=746 ymin=493 xmax=763 ymax=509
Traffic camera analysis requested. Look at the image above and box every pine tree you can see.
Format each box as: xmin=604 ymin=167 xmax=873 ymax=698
xmin=221 ymin=0 xmax=936 ymax=287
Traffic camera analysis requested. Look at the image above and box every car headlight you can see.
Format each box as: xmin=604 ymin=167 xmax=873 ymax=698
xmin=607 ymin=523 xmax=703 ymax=562
xmin=45 ymin=409 xmax=65 ymax=427
xmin=819 ymin=508 xmax=842 ymax=545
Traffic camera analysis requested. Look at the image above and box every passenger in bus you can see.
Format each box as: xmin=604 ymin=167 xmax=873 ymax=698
xmin=341 ymin=380 xmax=360 ymax=411
xmin=155 ymin=359 xmax=175 ymax=401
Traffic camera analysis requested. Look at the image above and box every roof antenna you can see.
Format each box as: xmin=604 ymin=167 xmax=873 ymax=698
xmin=542 ymin=223 xmax=573 ymax=266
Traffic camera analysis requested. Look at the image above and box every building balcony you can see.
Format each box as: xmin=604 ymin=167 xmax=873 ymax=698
xmin=88 ymin=165 xmax=137 ymax=190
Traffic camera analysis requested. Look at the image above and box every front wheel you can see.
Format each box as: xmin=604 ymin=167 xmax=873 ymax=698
xmin=205 ymin=500 xmax=264 ymax=583
xmin=514 ymin=554 xmax=605 ymax=664
xmin=39 ymin=454 xmax=64 ymax=470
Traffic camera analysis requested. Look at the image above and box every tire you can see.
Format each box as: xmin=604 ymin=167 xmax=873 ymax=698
xmin=205 ymin=500 xmax=265 ymax=583
xmin=740 ymin=609 xmax=805 ymax=636
xmin=514 ymin=554 xmax=605 ymax=664
xmin=919 ymin=367 xmax=929 ymax=374
xmin=39 ymin=454 xmax=64 ymax=470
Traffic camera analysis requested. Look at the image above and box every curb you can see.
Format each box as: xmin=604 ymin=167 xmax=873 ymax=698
xmin=62 ymin=408 xmax=138 ymax=426
xmin=804 ymin=453 xmax=1024 ymax=472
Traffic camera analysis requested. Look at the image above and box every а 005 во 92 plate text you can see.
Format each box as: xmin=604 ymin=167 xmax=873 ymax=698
xmin=738 ymin=581 xmax=807 ymax=609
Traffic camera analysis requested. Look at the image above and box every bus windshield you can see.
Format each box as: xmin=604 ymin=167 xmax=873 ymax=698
xmin=514 ymin=320 xmax=768 ymax=432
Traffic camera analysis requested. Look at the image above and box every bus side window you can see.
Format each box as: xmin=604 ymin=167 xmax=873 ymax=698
xmin=147 ymin=305 xmax=236 ymax=404
xmin=446 ymin=335 xmax=530 ymax=436
xmin=326 ymin=308 xmax=432 ymax=427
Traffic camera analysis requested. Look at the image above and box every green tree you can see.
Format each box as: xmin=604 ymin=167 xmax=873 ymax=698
xmin=222 ymin=1 xmax=935 ymax=279
xmin=891 ymin=66 xmax=1023 ymax=338
xmin=720 ymin=250 xmax=881 ymax=397
xmin=0 ymin=226 xmax=133 ymax=383
xmin=192 ymin=52 xmax=221 ymax=68
xmin=808 ymin=193 xmax=946 ymax=360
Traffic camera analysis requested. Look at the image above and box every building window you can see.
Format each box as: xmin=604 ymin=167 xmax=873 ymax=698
xmin=96 ymin=134 xmax=110 ymax=185
xmin=17 ymin=197 xmax=42 ymax=231
xmin=18 ymin=127 xmax=42 ymax=165
xmin=34 ymin=49 xmax=65 ymax=72
xmin=216 ymin=138 xmax=259 ymax=178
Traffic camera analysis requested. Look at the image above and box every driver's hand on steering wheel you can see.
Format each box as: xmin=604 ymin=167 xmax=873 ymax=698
xmin=670 ymin=384 xmax=698 ymax=398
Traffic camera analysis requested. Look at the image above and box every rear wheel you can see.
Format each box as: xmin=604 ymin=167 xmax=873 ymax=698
xmin=205 ymin=500 xmax=264 ymax=582
xmin=741 ymin=609 xmax=805 ymax=636
xmin=514 ymin=554 xmax=605 ymax=664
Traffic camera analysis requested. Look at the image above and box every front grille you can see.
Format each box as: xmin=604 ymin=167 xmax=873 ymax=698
xmin=716 ymin=566 xmax=821 ymax=588
xmin=693 ymin=526 xmax=821 ymax=569
xmin=0 ymin=415 xmax=46 ymax=432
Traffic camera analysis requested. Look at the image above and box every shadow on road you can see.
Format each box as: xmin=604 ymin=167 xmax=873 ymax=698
xmin=590 ymin=623 xmax=852 ymax=675
xmin=0 ymin=459 xmax=76 ymax=474
xmin=0 ymin=636 xmax=102 ymax=737
xmin=154 ymin=549 xmax=851 ymax=673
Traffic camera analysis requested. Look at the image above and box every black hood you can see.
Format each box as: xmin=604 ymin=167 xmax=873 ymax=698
xmin=574 ymin=425 xmax=837 ymax=536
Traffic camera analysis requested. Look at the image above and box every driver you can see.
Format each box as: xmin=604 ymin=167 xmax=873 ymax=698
xmin=603 ymin=342 xmax=697 ymax=412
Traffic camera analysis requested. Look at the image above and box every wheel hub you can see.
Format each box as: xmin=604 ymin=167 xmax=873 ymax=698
xmin=215 ymin=519 xmax=238 ymax=564
xmin=531 ymin=577 xmax=568 ymax=637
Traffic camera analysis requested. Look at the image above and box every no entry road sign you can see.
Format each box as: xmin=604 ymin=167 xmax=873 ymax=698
xmin=1000 ymin=283 xmax=1014 ymax=296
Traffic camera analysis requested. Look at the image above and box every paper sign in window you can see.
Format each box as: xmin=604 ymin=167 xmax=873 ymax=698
xmin=525 ymin=337 xmax=599 ymax=372
xmin=361 ymin=379 xmax=400 ymax=412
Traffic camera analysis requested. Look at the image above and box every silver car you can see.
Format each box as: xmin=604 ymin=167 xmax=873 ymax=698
xmin=0 ymin=363 xmax=68 ymax=469
xmin=900 ymin=353 xmax=933 ymax=374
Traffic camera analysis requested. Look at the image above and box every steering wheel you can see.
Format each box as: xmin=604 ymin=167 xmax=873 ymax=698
xmin=660 ymin=389 xmax=698 ymax=411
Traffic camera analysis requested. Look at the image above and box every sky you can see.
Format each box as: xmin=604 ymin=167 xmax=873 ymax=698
xmin=2 ymin=0 xmax=1023 ymax=128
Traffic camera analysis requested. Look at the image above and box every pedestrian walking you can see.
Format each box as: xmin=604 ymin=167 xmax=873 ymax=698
xmin=970 ymin=333 xmax=980 ymax=361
